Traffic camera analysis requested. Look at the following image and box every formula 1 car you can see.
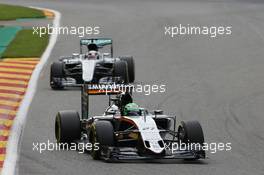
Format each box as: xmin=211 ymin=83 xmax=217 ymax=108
xmin=50 ymin=38 xmax=135 ymax=89
xmin=54 ymin=83 xmax=206 ymax=161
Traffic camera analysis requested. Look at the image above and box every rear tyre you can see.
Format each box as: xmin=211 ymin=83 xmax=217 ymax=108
xmin=50 ymin=62 xmax=65 ymax=90
xmin=55 ymin=110 xmax=81 ymax=143
xmin=113 ymin=61 xmax=129 ymax=83
xmin=120 ymin=56 xmax=135 ymax=83
xmin=90 ymin=120 xmax=114 ymax=160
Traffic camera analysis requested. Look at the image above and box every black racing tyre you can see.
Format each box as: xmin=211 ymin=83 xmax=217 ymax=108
xmin=178 ymin=120 xmax=204 ymax=144
xmin=50 ymin=62 xmax=64 ymax=89
xmin=51 ymin=62 xmax=64 ymax=77
xmin=55 ymin=110 xmax=81 ymax=143
xmin=120 ymin=56 xmax=135 ymax=83
xmin=90 ymin=120 xmax=114 ymax=160
xmin=113 ymin=61 xmax=129 ymax=83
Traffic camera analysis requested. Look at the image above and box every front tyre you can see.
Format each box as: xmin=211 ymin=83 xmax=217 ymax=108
xmin=55 ymin=110 xmax=81 ymax=143
xmin=178 ymin=120 xmax=205 ymax=160
xmin=90 ymin=120 xmax=114 ymax=160
xmin=50 ymin=62 xmax=65 ymax=90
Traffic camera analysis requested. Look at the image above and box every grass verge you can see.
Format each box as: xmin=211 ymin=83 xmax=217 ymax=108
xmin=0 ymin=4 xmax=45 ymax=20
xmin=2 ymin=29 xmax=49 ymax=58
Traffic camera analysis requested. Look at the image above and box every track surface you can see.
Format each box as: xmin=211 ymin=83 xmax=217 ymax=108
xmin=1 ymin=0 xmax=264 ymax=174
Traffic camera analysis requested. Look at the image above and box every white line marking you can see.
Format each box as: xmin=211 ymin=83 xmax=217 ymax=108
xmin=2 ymin=8 xmax=61 ymax=175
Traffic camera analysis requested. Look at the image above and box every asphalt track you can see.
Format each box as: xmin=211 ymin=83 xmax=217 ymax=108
xmin=1 ymin=0 xmax=264 ymax=174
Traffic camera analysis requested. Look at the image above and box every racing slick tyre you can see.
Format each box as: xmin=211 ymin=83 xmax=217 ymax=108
xmin=55 ymin=110 xmax=81 ymax=143
xmin=178 ymin=120 xmax=204 ymax=144
xmin=178 ymin=121 xmax=205 ymax=160
xmin=113 ymin=61 xmax=129 ymax=83
xmin=90 ymin=121 xmax=114 ymax=160
xmin=120 ymin=56 xmax=135 ymax=83
xmin=50 ymin=61 xmax=65 ymax=90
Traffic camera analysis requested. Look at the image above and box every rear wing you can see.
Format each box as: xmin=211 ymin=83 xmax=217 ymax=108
xmin=81 ymin=82 xmax=132 ymax=119
xmin=80 ymin=38 xmax=113 ymax=57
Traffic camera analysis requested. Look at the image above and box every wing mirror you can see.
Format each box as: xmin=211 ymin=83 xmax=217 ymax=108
xmin=154 ymin=110 xmax=163 ymax=115
xmin=72 ymin=53 xmax=79 ymax=58
xmin=103 ymin=53 xmax=110 ymax=57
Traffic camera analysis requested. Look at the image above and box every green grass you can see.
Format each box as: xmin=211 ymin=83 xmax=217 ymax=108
xmin=2 ymin=29 xmax=49 ymax=58
xmin=0 ymin=4 xmax=45 ymax=20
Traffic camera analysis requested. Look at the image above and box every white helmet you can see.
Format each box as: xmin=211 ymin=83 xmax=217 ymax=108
xmin=86 ymin=50 xmax=98 ymax=60
xmin=106 ymin=105 xmax=119 ymax=115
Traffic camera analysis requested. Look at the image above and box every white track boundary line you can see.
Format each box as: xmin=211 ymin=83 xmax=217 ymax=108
xmin=2 ymin=7 xmax=61 ymax=175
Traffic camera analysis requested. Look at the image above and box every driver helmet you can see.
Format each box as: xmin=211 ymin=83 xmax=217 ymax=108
xmin=86 ymin=50 xmax=98 ymax=60
xmin=110 ymin=104 xmax=119 ymax=112
xmin=123 ymin=103 xmax=140 ymax=116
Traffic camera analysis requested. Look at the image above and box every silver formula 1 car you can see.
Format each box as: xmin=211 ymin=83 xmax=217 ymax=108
xmin=50 ymin=38 xmax=135 ymax=89
xmin=54 ymin=83 xmax=206 ymax=161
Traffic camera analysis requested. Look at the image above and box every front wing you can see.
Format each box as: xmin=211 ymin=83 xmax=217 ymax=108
xmin=100 ymin=146 xmax=206 ymax=161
